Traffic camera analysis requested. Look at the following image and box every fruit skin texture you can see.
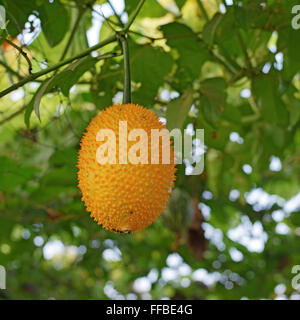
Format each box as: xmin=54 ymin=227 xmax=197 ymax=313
xmin=77 ymin=104 xmax=176 ymax=233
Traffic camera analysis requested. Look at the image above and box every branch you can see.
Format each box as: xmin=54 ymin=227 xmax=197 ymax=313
xmin=128 ymin=29 xmax=202 ymax=41
xmin=0 ymin=0 xmax=145 ymax=101
xmin=0 ymin=37 xmax=33 ymax=74
xmin=128 ymin=29 xmax=236 ymax=75
xmin=107 ymin=0 xmax=124 ymax=27
xmin=123 ymin=0 xmax=145 ymax=32
xmin=90 ymin=6 xmax=122 ymax=28
xmin=0 ymin=34 xmax=117 ymax=99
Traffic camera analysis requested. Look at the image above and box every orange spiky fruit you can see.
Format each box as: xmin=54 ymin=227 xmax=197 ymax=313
xmin=77 ymin=104 xmax=176 ymax=233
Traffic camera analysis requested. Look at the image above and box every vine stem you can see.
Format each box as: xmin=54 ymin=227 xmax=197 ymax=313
xmin=0 ymin=34 xmax=117 ymax=99
xmin=0 ymin=0 xmax=146 ymax=101
xmin=120 ymin=34 xmax=131 ymax=104
xmin=119 ymin=0 xmax=146 ymax=104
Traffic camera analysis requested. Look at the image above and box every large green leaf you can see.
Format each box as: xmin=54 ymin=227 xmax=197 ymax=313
xmin=161 ymin=22 xmax=210 ymax=80
xmin=199 ymin=77 xmax=227 ymax=126
xmin=60 ymin=57 xmax=97 ymax=96
xmin=166 ymin=89 xmax=194 ymax=131
xmin=37 ymin=0 xmax=70 ymax=47
xmin=203 ymin=13 xmax=222 ymax=47
xmin=0 ymin=157 xmax=38 ymax=191
xmin=130 ymin=43 xmax=173 ymax=105
xmin=125 ymin=0 xmax=168 ymax=18
xmin=91 ymin=59 xmax=121 ymax=108
xmin=252 ymin=75 xmax=289 ymax=126
xmin=0 ymin=0 xmax=35 ymax=38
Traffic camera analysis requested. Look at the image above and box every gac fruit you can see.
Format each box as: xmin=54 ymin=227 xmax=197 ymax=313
xmin=77 ymin=104 xmax=176 ymax=233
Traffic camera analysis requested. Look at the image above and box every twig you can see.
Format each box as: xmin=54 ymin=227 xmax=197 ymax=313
xmin=91 ymin=6 xmax=122 ymax=28
xmin=94 ymin=52 xmax=122 ymax=61
xmin=107 ymin=0 xmax=124 ymax=27
xmin=0 ymin=37 xmax=33 ymax=74
xmin=128 ymin=29 xmax=202 ymax=41
xmin=123 ymin=0 xmax=146 ymax=32
xmin=98 ymin=4 xmax=117 ymax=33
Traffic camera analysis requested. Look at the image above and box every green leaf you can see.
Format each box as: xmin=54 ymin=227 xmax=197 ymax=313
xmin=130 ymin=43 xmax=173 ymax=105
xmin=200 ymin=77 xmax=227 ymax=126
xmin=30 ymin=58 xmax=93 ymax=121
xmin=252 ymin=75 xmax=288 ymax=126
xmin=33 ymin=71 xmax=73 ymax=119
xmin=284 ymin=84 xmax=300 ymax=127
xmin=279 ymin=28 xmax=300 ymax=79
xmin=213 ymin=9 xmax=243 ymax=63
xmin=161 ymin=22 xmax=210 ymax=80
xmin=38 ymin=0 xmax=70 ymax=47
xmin=91 ymin=59 xmax=121 ymax=108
xmin=234 ymin=2 xmax=269 ymax=30
xmin=24 ymin=79 xmax=53 ymax=128
xmin=29 ymin=9 xmax=91 ymax=65
xmin=206 ymin=149 xmax=223 ymax=196
xmin=49 ymin=147 xmax=78 ymax=168
xmin=0 ymin=0 xmax=35 ymax=38
xmin=99 ymin=15 xmax=119 ymax=53
xmin=203 ymin=13 xmax=223 ymax=46
xmin=222 ymin=104 xmax=242 ymax=125
xmin=125 ymin=0 xmax=168 ymax=18
xmin=40 ymin=166 xmax=76 ymax=187
xmin=174 ymin=0 xmax=186 ymax=10
xmin=264 ymin=177 xmax=300 ymax=200
xmin=0 ymin=157 xmax=38 ymax=191
xmin=166 ymin=89 xmax=194 ymax=131
xmin=60 ymin=57 xmax=97 ymax=96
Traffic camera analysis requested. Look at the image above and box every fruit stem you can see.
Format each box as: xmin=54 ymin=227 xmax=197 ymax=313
xmin=120 ymin=34 xmax=131 ymax=104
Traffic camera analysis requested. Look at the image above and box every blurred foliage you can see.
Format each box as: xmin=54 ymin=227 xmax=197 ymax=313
xmin=0 ymin=0 xmax=300 ymax=300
